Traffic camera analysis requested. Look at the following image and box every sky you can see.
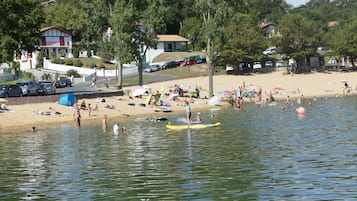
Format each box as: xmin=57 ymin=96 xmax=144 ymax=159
xmin=285 ymin=0 xmax=310 ymax=7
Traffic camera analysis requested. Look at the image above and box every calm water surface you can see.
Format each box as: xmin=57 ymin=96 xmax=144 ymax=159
xmin=0 ymin=96 xmax=356 ymax=200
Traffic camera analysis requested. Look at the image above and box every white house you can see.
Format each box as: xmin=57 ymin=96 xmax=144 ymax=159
xmin=17 ymin=26 xmax=73 ymax=70
xmin=39 ymin=26 xmax=73 ymax=59
xmin=259 ymin=22 xmax=279 ymax=39
xmin=145 ymin=34 xmax=189 ymax=63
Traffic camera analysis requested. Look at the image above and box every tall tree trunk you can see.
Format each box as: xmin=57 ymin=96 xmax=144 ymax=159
xmin=207 ymin=38 xmax=213 ymax=98
xmin=117 ymin=60 xmax=123 ymax=88
xmin=138 ymin=59 xmax=143 ymax=86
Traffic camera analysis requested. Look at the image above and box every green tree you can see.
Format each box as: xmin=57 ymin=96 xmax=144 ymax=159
xmin=110 ymin=0 xmax=166 ymax=86
xmin=329 ymin=19 xmax=357 ymax=67
xmin=273 ymin=13 xmax=323 ymax=68
xmin=221 ymin=15 xmax=267 ymax=72
xmin=194 ymin=0 xmax=236 ymax=98
xmin=179 ymin=17 xmax=204 ymax=51
xmin=0 ymin=0 xmax=44 ymax=64
xmin=42 ymin=1 xmax=87 ymax=42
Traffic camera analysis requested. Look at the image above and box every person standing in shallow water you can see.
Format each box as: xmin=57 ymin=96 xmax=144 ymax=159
xmin=102 ymin=115 xmax=108 ymax=132
xmin=73 ymin=104 xmax=81 ymax=127
xmin=185 ymin=100 xmax=191 ymax=127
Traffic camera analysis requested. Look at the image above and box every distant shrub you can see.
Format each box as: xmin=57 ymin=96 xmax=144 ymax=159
xmin=66 ymin=69 xmax=80 ymax=78
xmin=41 ymin=73 xmax=52 ymax=81
xmin=55 ymin=72 xmax=60 ymax=81
xmin=86 ymin=49 xmax=92 ymax=57
xmin=60 ymin=50 xmax=66 ymax=58
xmin=73 ymin=59 xmax=83 ymax=67
xmin=23 ymin=71 xmax=35 ymax=80
xmin=50 ymin=52 xmax=57 ymax=60
xmin=52 ymin=58 xmax=64 ymax=64
xmin=89 ymin=63 xmax=97 ymax=68
xmin=36 ymin=51 xmax=45 ymax=69
xmin=65 ymin=59 xmax=73 ymax=66
xmin=72 ymin=46 xmax=79 ymax=58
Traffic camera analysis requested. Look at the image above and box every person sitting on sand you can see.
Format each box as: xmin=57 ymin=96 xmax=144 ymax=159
xmin=104 ymin=104 xmax=115 ymax=110
xmin=49 ymin=107 xmax=61 ymax=115
xmin=343 ymin=81 xmax=352 ymax=94
xmin=80 ymin=100 xmax=87 ymax=110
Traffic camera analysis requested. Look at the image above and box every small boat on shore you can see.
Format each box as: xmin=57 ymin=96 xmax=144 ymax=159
xmin=166 ymin=122 xmax=221 ymax=130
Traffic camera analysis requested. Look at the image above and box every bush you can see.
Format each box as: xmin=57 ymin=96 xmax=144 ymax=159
xmin=36 ymin=51 xmax=45 ymax=69
xmin=86 ymin=49 xmax=92 ymax=57
xmin=50 ymin=52 xmax=57 ymax=60
xmin=73 ymin=59 xmax=83 ymax=67
xmin=72 ymin=46 xmax=79 ymax=58
xmin=41 ymin=73 xmax=52 ymax=81
xmin=23 ymin=71 xmax=35 ymax=80
xmin=55 ymin=73 xmax=60 ymax=81
xmin=89 ymin=63 xmax=97 ymax=68
xmin=52 ymin=58 xmax=64 ymax=64
xmin=65 ymin=59 xmax=74 ymax=66
xmin=66 ymin=69 xmax=80 ymax=78
xmin=60 ymin=50 xmax=66 ymax=58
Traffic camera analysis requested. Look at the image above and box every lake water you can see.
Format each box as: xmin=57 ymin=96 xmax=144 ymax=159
xmin=0 ymin=96 xmax=356 ymax=200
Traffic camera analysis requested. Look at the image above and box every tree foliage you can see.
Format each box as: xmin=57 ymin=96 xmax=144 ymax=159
xmin=329 ymin=18 xmax=357 ymax=67
xmin=110 ymin=0 xmax=166 ymax=86
xmin=221 ymin=14 xmax=267 ymax=69
xmin=273 ymin=13 xmax=323 ymax=66
xmin=0 ymin=0 xmax=44 ymax=63
xmin=42 ymin=1 xmax=87 ymax=42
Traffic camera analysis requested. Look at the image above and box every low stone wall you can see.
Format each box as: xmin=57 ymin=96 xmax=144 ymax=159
xmin=6 ymin=90 xmax=125 ymax=106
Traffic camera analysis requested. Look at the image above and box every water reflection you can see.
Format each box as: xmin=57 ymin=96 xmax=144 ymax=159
xmin=0 ymin=96 xmax=356 ymax=200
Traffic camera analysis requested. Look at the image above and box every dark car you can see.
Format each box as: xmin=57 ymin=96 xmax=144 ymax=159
xmin=55 ymin=78 xmax=72 ymax=88
xmin=0 ymin=84 xmax=23 ymax=98
xmin=161 ymin=61 xmax=180 ymax=70
xmin=38 ymin=81 xmax=56 ymax=95
xmin=196 ymin=57 xmax=207 ymax=64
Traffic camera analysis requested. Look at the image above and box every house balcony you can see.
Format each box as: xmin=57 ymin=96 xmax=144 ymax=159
xmin=40 ymin=41 xmax=71 ymax=48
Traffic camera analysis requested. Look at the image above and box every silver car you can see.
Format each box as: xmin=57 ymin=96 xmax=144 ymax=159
xmin=16 ymin=81 xmax=39 ymax=96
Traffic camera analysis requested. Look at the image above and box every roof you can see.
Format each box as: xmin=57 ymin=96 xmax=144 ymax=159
xmin=259 ymin=22 xmax=275 ymax=29
xmin=328 ymin=21 xmax=339 ymax=27
xmin=40 ymin=26 xmax=73 ymax=36
xmin=157 ymin=34 xmax=189 ymax=42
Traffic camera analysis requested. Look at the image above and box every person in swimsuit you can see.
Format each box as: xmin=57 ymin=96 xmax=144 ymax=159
xmin=185 ymin=100 xmax=191 ymax=126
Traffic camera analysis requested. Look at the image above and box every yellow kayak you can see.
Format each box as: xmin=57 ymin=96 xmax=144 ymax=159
xmin=166 ymin=122 xmax=221 ymax=130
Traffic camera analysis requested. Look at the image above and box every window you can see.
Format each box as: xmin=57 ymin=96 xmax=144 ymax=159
xmin=59 ymin=36 xmax=64 ymax=46
xmin=41 ymin=37 xmax=46 ymax=46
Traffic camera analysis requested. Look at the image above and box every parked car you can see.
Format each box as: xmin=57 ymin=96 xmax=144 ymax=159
xmin=0 ymin=84 xmax=23 ymax=97
xmin=16 ymin=80 xmax=39 ymax=96
xmin=265 ymin=61 xmax=274 ymax=68
xmin=263 ymin=46 xmax=276 ymax=55
xmin=144 ymin=64 xmax=160 ymax=73
xmin=196 ymin=57 xmax=207 ymax=64
xmin=38 ymin=81 xmax=56 ymax=95
xmin=55 ymin=77 xmax=72 ymax=88
xmin=253 ymin=62 xmax=262 ymax=69
xmin=161 ymin=61 xmax=180 ymax=70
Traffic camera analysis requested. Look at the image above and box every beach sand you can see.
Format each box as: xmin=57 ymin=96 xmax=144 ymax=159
xmin=1 ymin=71 xmax=356 ymax=132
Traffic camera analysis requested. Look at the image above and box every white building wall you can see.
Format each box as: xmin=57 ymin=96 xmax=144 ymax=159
xmin=145 ymin=42 xmax=165 ymax=63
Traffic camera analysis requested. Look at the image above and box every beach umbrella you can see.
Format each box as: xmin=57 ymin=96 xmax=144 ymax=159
xmin=132 ymin=87 xmax=147 ymax=97
xmin=0 ymin=98 xmax=8 ymax=103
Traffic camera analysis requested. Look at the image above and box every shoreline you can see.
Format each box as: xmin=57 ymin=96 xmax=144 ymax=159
xmin=1 ymin=71 xmax=356 ymax=132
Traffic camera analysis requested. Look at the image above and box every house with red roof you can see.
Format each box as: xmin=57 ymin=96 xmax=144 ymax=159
xmin=17 ymin=26 xmax=73 ymax=70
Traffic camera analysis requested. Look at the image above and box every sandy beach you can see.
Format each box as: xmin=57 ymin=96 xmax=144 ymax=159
xmin=1 ymin=71 xmax=356 ymax=132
